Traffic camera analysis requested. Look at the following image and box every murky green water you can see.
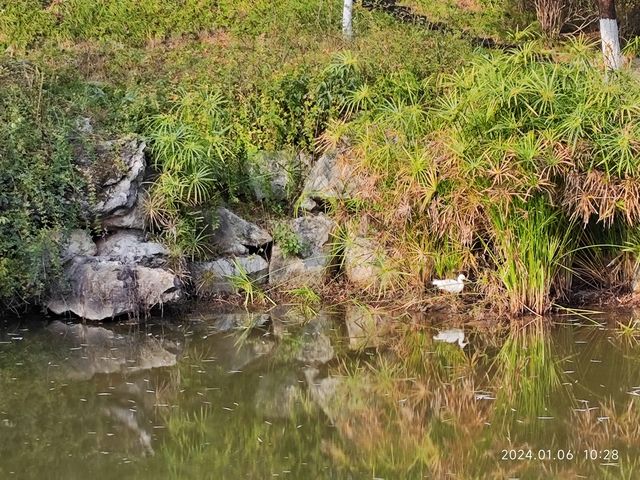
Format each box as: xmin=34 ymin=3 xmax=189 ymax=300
xmin=2 ymin=306 xmax=640 ymax=479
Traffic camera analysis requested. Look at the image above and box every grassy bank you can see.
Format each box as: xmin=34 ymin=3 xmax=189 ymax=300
xmin=1 ymin=0 xmax=639 ymax=316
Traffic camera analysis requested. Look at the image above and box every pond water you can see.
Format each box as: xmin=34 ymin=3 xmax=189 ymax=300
xmin=1 ymin=305 xmax=640 ymax=479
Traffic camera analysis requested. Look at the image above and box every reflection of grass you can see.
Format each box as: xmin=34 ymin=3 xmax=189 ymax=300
xmin=493 ymin=320 xmax=565 ymax=422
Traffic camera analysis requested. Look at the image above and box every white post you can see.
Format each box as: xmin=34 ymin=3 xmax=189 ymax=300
xmin=342 ymin=0 xmax=353 ymax=39
xmin=600 ymin=18 xmax=623 ymax=70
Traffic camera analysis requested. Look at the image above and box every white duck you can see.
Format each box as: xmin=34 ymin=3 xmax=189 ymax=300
xmin=433 ymin=328 xmax=468 ymax=349
xmin=432 ymin=274 xmax=466 ymax=294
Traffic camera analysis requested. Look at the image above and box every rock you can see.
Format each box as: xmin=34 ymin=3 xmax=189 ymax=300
xmin=343 ymin=236 xmax=383 ymax=289
xmin=191 ymin=255 xmax=269 ymax=295
xmin=62 ymin=229 xmax=97 ymax=261
xmin=208 ymin=207 xmax=272 ymax=256
xmin=87 ymin=137 xmax=146 ymax=220
xmin=46 ymin=258 xmax=181 ymax=321
xmin=249 ymin=151 xmax=310 ymax=202
xmin=96 ymin=230 xmax=167 ymax=267
xmin=269 ymin=214 xmax=335 ymax=287
xmin=298 ymin=150 xmax=356 ymax=211
xmin=101 ymin=201 xmax=145 ymax=230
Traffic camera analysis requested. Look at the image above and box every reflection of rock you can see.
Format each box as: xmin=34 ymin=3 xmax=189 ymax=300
xmin=208 ymin=207 xmax=272 ymax=256
xmin=206 ymin=334 xmax=275 ymax=373
xmin=96 ymin=230 xmax=167 ymax=267
xmin=344 ymin=305 xmax=387 ymax=350
xmin=191 ymin=255 xmax=269 ymax=295
xmin=296 ymin=314 xmax=335 ymax=365
xmin=269 ymin=214 xmax=335 ymax=287
xmin=46 ymin=321 xmax=179 ymax=380
xmin=304 ymin=368 xmax=341 ymax=423
xmin=195 ymin=312 xmax=271 ymax=333
xmin=104 ymin=405 xmax=154 ymax=456
xmin=254 ymin=371 xmax=304 ymax=419
xmin=46 ymin=258 xmax=181 ymax=320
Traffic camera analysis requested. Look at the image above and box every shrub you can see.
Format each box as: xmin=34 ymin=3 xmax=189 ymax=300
xmin=0 ymin=60 xmax=86 ymax=306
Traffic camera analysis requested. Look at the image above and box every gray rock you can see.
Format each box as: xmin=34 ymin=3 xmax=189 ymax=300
xmin=209 ymin=207 xmax=272 ymax=256
xmin=46 ymin=258 xmax=181 ymax=321
xmin=269 ymin=214 xmax=335 ymax=287
xmin=191 ymin=255 xmax=269 ymax=295
xmin=249 ymin=151 xmax=309 ymax=202
xmin=298 ymin=150 xmax=356 ymax=211
xmin=62 ymin=229 xmax=97 ymax=261
xmin=343 ymin=236 xmax=383 ymax=289
xmin=89 ymin=137 xmax=146 ymax=219
xmin=96 ymin=230 xmax=167 ymax=267
xmin=101 ymin=201 xmax=145 ymax=230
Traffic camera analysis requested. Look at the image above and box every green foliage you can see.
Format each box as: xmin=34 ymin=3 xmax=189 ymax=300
xmin=0 ymin=60 xmax=85 ymax=306
xmin=0 ymin=0 xmax=218 ymax=50
xmin=272 ymin=222 xmax=303 ymax=258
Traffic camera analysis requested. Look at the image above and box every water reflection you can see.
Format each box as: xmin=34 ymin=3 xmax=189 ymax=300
xmin=1 ymin=308 xmax=640 ymax=478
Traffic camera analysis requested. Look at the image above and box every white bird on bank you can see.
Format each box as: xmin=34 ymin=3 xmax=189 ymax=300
xmin=433 ymin=328 xmax=468 ymax=349
xmin=431 ymin=274 xmax=466 ymax=294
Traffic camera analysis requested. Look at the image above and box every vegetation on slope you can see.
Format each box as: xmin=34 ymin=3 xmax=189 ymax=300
xmin=0 ymin=0 xmax=639 ymax=315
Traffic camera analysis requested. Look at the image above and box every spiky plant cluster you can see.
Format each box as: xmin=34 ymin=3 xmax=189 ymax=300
xmin=332 ymin=38 xmax=640 ymax=314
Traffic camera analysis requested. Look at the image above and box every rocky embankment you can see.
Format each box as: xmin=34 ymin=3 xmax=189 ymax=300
xmin=44 ymin=125 xmax=382 ymax=321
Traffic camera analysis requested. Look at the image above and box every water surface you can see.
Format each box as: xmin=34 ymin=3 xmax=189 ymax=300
xmin=1 ymin=306 xmax=640 ymax=479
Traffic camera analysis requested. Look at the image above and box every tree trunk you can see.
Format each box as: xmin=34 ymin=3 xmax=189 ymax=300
xmin=599 ymin=0 xmax=623 ymax=70
xmin=343 ymin=0 xmax=353 ymax=39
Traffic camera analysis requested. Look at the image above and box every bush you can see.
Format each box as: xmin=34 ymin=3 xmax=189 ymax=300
xmin=0 ymin=60 xmax=86 ymax=306
xmin=336 ymin=39 xmax=640 ymax=314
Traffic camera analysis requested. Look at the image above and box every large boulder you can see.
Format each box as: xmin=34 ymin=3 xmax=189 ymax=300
xmin=46 ymin=258 xmax=181 ymax=320
xmin=269 ymin=214 xmax=335 ymax=287
xmin=96 ymin=230 xmax=167 ymax=267
xmin=248 ymin=151 xmax=311 ymax=202
xmin=297 ymin=150 xmax=357 ymax=211
xmin=62 ymin=229 xmax=97 ymax=262
xmin=343 ymin=236 xmax=384 ymax=290
xmin=208 ymin=207 xmax=272 ymax=256
xmin=83 ymin=137 xmax=146 ymax=221
xmin=101 ymin=200 xmax=145 ymax=230
xmin=191 ymin=255 xmax=269 ymax=295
